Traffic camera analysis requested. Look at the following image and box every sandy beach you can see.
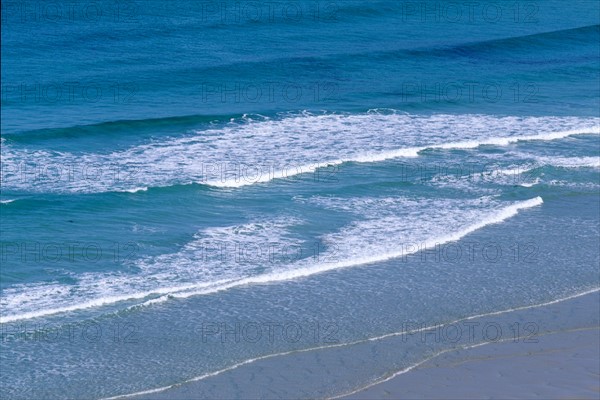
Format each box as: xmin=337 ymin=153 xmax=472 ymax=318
xmin=342 ymin=327 xmax=599 ymax=399
xmin=124 ymin=290 xmax=600 ymax=399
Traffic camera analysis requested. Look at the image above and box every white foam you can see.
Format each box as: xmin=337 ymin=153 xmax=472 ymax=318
xmin=424 ymin=162 xmax=538 ymax=191
xmin=170 ymin=197 xmax=545 ymax=298
xmin=537 ymin=156 xmax=600 ymax=169
xmin=519 ymin=178 xmax=541 ymax=187
xmin=169 ymin=197 xmax=543 ymax=300
xmin=493 ymin=166 xmax=536 ymax=176
xmin=2 ymin=113 xmax=598 ymax=193
xmin=0 ymin=196 xmax=543 ymax=323
xmin=546 ymin=180 xmax=600 ymax=189
xmin=120 ymin=187 xmax=148 ymax=193
xmin=0 ymin=217 xmax=304 ymax=323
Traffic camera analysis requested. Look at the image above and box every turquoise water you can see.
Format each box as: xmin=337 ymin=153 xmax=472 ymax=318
xmin=1 ymin=1 xmax=599 ymax=398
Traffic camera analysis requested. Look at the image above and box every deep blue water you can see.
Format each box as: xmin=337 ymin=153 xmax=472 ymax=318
xmin=1 ymin=1 xmax=599 ymax=398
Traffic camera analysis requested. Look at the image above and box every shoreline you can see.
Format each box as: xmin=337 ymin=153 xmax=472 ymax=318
xmin=340 ymin=290 xmax=600 ymax=399
xmin=120 ymin=289 xmax=600 ymax=399
xmin=341 ymin=326 xmax=600 ymax=399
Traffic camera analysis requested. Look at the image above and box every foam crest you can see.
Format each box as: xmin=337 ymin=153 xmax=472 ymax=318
xmin=1 ymin=113 xmax=597 ymax=192
xmin=142 ymin=196 xmax=545 ymax=300
xmin=0 ymin=196 xmax=543 ymax=323
xmin=537 ymin=155 xmax=600 ymax=169
xmin=0 ymin=218 xmax=304 ymax=323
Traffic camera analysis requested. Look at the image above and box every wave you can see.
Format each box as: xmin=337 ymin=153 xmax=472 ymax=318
xmin=0 ymin=196 xmax=543 ymax=323
xmin=487 ymin=155 xmax=600 ymax=188
xmin=519 ymin=178 xmax=541 ymax=188
xmin=537 ymin=155 xmax=600 ymax=169
xmin=166 ymin=197 xmax=544 ymax=300
xmin=1 ymin=112 xmax=598 ymax=193
xmin=105 ymin=24 xmax=600 ymax=89
xmin=0 ymin=113 xmax=243 ymax=142
xmin=546 ymin=180 xmax=600 ymax=189
xmin=440 ymin=24 xmax=600 ymax=59
xmin=120 ymin=187 xmax=149 ymax=194
xmin=366 ymin=25 xmax=600 ymax=66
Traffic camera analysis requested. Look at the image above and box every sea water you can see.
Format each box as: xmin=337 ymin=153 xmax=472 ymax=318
xmin=1 ymin=1 xmax=599 ymax=398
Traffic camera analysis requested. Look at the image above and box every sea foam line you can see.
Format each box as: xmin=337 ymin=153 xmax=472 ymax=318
xmin=2 ymin=114 xmax=598 ymax=193
xmin=0 ymin=197 xmax=544 ymax=325
xmin=164 ymin=197 xmax=544 ymax=300
xmin=206 ymin=128 xmax=600 ymax=188
xmin=102 ymin=287 xmax=600 ymax=400
xmin=0 ymin=279 xmax=235 ymax=324
xmin=332 ymin=324 xmax=600 ymax=399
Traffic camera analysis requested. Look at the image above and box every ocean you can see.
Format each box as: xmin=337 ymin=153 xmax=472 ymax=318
xmin=1 ymin=1 xmax=599 ymax=398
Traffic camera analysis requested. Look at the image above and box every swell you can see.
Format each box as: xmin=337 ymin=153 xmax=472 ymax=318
xmin=6 ymin=24 xmax=596 ymax=129
xmin=94 ymin=24 xmax=600 ymax=87
xmin=437 ymin=24 xmax=600 ymax=58
xmin=116 ymin=24 xmax=600 ymax=79
xmin=0 ymin=113 xmax=245 ymax=142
